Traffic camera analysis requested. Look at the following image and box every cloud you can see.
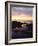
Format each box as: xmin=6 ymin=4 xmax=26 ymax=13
xmin=12 ymin=7 xmax=32 ymax=14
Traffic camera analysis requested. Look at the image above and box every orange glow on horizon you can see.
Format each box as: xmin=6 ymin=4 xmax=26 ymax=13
xmin=11 ymin=14 xmax=32 ymax=22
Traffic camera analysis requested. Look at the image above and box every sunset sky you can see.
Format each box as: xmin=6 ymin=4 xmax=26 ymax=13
xmin=11 ymin=7 xmax=33 ymax=22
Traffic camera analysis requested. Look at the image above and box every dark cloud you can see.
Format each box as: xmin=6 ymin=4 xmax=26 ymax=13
xmin=12 ymin=7 xmax=33 ymax=14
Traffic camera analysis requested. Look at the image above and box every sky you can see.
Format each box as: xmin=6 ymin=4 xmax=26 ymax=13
xmin=11 ymin=7 xmax=33 ymax=22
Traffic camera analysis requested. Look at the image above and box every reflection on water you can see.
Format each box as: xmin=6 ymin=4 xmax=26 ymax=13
xmin=11 ymin=21 xmax=33 ymax=39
